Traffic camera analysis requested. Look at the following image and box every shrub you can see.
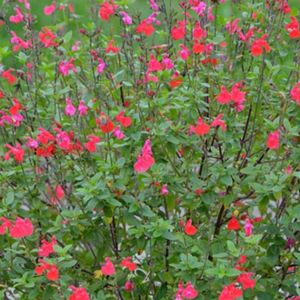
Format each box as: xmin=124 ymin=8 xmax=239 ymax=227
xmin=0 ymin=0 xmax=299 ymax=299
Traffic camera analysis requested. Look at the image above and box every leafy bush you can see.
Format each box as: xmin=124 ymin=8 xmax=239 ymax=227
xmin=0 ymin=0 xmax=300 ymax=299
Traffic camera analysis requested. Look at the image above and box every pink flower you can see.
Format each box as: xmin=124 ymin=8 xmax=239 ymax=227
xmin=44 ymin=3 xmax=56 ymax=15
xmin=182 ymin=282 xmax=198 ymax=299
xmin=38 ymin=236 xmax=57 ymax=257
xmin=191 ymin=1 xmax=207 ymax=16
xmin=65 ymin=98 xmax=76 ymax=116
xmin=134 ymin=139 xmax=155 ymax=173
xmin=291 ymin=82 xmax=300 ymax=105
xmin=237 ymin=272 xmax=256 ymax=289
xmin=162 ymin=55 xmax=174 ymax=70
xmin=180 ymin=44 xmax=190 ymax=61
xmin=148 ymin=54 xmax=163 ymax=72
xmin=124 ymin=280 xmax=135 ymax=292
xmin=97 ymin=59 xmax=106 ymax=74
xmin=69 ymin=286 xmax=90 ymax=300
xmin=9 ymin=217 xmax=33 ymax=238
xmin=216 ymin=86 xmax=231 ymax=104
xmin=59 ymin=58 xmax=77 ymax=76
xmin=0 ymin=217 xmax=11 ymax=235
xmin=211 ymin=114 xmax=227 ymax=131
xmin=18 ymin=0 xmax=30 ymax=9
xmin=78 ymin=100 xmax=88 ymax=116
xmin=176 ymin=282 xmax=198 ymax=299
xmin=219 ymin=283 xmax=243 ymax=300
xmin=4 ymin=143 xmax=25 ymax=163
xmin=160 ymin=184 xmax=169 ymax=195
xmin=9 ymin=7 xmax=24 ymax=23
xmin=113 ymin=126 xmax=125 ymax=140
xmin=244 ymin=219 xmax=253 ymax=237
xmin=266 ymin=130 xmax=280 ymax=150
xmin=119 ymin=11 xmax=132 ymax=25
xmin=101 ymin=257 xmax=115 ymax=276
xmin=55 ymin=185 xmax=65 ymax=200
xmin=149 ymin=0 xmax=159 ymax=11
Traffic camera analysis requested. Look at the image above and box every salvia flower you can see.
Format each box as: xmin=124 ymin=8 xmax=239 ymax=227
xmin=38 ymin=236 xmax=57 ymax=257
xmin=237 ymin=272 xmax=256 ymax=289
xmin=285 ymin=16 xmax=300 ymax=39
xmin=184 ymin=219 xmax=197 ymax=236
xmin=134 ymin=139 xmax=155 ymax=173
xmin=227 ymin=217 xmax=240 ymax=231
xmin=290 ymin=82 xmax=300 ymax=104
xmin=9 ymin=217 xmax=33 ymax=238
xmin=99 ymin=0 xmax=118 ymax=21
xmin=119 ymin=11 xmax=132 ymax=25
xmin=121 ymin=257 xmax=137 ymax=272
xmin=266 ymin=130 xmax=280 ymax=150
xmin=44 ymin=3 xmax=56 ymax=15
xmin=69 ymin=286 xmax=90 ymax=300
xmin=10 ymin=7 xmax=24 ymax=23
xmin=219 ymin=283 xmax=243 ymax=300
xmin=59 ymin=58 xmax=77 ymax=76
xmin=101 ymin=257 xmax=115 ymax=276
xmin=65 ymin=98 xmax=76 ymax=116
xmin=251 ymin=34 xmax=271 ymax=56
xmin=244 ymin=219 xmax=253 ymax=236
xmin=4 ymin=143 xmax=25 ymax=163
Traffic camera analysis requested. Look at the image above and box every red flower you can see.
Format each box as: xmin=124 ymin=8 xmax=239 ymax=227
xmin=184 ymin=219 xmax=197 ymax=236
xmin=4 ymin=143 xmax=25 ymax=163
xmin=105 ymin=40 xmax=119 ymax=53
xmin=237 ymin=272 xmax=256 ymax=289
xmin=39 ymin=27 xmax=58 ymax=48
xmin=55 ymin=185 xmax=65 ymax=201
xmin=216 ymin=86 xmax=231 ymax=104
xmin=285 ymin=16 xmax=300 ymax=39
xmin=192 ymin=41 xmax=205 ymax=54
xmin=69 ymin=286 xmax=90 ymax=300
xmin=211 ymin=114 xmax=227 ymax=131
xmin=169 ymin=72 xmax=183 ymax=89
xmin=124 ymin=281 xmax=135 ymax=292
xmin=266 ymin=130 xmax=280 ymax=150
xmin=191 ymin=118 xmax=210 ymax=136
xmin=115 ymin=111 xmax=132 ymax=127
xmin=38 ymin=236 xmax=57 ymax=257
xmin=101 ymin=257 xmax=115 ymax=276
xmin=9 ymin=217 xmax=33 ymax=238
xmin=84 ymin=135 xmax=101 ymax=152
xmin=171 ymin=21 xmax=186 ymax=40
xmin=97 ymin=113 xmax=115 ymax=133
xmin=193 ymin=21 xmax=207 ymax=39
xmin=121 ymin=257 xmax=137 ymax=272
xmin=2 ymin=69 xmax=16 ymax=85
xmin=0 ymin=217 xmax=11 ymax=235
xmin=134 ymin=139 xmax=155 ymax=173
xmin=251 ymin=34 xmax=270 ymax=56
xmin=291 ymin=82 xmax=300 ymax=104
xmin=219 ymin=283 xmax=243 ymax=300
xmin=236 ymin=255 xmax=247 ymax=265
xmin=227 ymin=217 xmax=240 ymax=231
xmin=46 ymin=264 xmax=59 ymax=281
xmin=99 ymin=1 xmax=117 ymax=21
xmin=136 ymin=21 xmax=154 ymax=36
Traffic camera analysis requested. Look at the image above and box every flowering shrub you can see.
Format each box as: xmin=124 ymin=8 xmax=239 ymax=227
xmin=0 ymin=0 xmax=300 ymax=299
